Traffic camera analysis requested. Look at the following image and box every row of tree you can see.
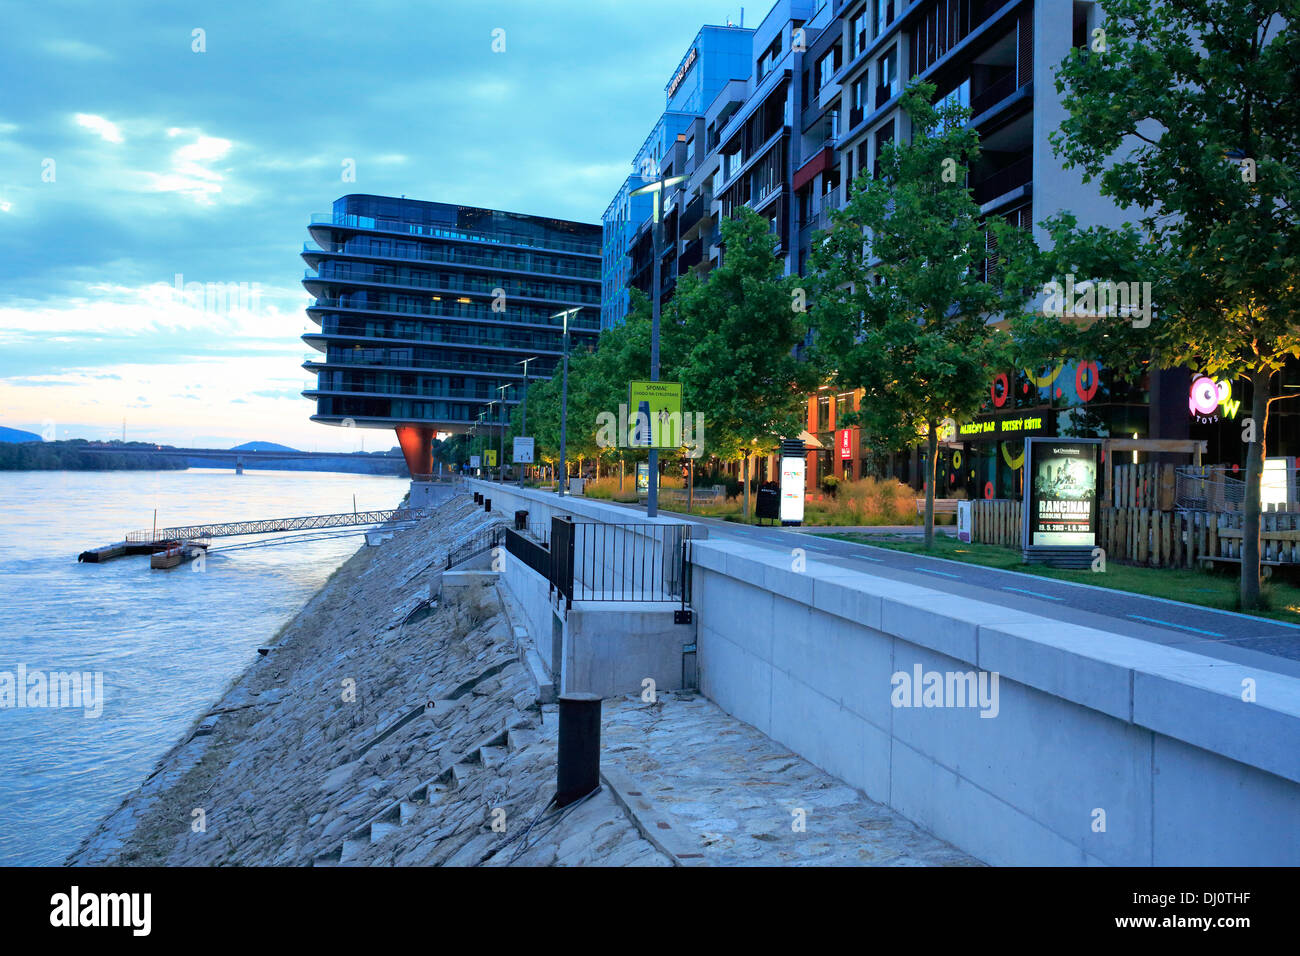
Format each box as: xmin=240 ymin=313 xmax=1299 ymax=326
xmin=463 ymin=2 xmax=1297 ymax=609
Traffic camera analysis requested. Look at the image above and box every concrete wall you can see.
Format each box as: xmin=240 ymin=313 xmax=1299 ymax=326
xmin=690 ymin=538 xmax=1300 ymax=866
xmin=473 ymin=480 xmax=698 ymax=697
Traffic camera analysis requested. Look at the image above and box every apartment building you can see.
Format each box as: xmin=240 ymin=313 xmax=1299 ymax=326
xmin=302 ymin=194 xmax=600 ymax=477
xmin=602 ymin=0 xmax=1298 ymax=496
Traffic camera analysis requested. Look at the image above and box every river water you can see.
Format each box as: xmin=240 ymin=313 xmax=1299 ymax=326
xmin=0 ymin=468 xmax=410 ymax=865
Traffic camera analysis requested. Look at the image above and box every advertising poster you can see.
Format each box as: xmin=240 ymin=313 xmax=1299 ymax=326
xmin=485 ymin=449 xmax=497 ymax=467
xmin=838 ymin=429 xmax=852 ymax=460
xmin=780 ymin=456 xmax=806 ymax=524
xmin=636 ymin=462 xmax=650 ymax=494
xmin=1023 ymin=438 xmax=1100 ymax=549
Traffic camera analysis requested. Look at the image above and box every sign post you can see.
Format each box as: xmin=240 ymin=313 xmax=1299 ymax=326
xmin=779 ymin=438 xmax=807 ymax=526
xmin=1021 ymin=437 xmax=1101 ymax=567
xmin=512 ymin=437 xmax=534 ymax=465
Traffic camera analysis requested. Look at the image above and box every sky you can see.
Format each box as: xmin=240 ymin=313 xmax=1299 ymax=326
xmin=0 ymin=0 xmax=747 ymax=451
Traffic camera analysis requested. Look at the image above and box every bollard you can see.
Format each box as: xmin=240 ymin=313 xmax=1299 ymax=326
xmin=514 ymin=509 xmax=528 ymax=531
xmin=484 ymin=497 xmax=492 ymax=512
xmin=473 ymin=492 xmax=482 ymax=504
xmin=556 ymin=692 xmax=601 ymax=807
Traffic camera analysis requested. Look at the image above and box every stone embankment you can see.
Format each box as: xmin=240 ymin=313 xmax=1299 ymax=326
xmin=70 ymin=492 xmax=976 ymax=867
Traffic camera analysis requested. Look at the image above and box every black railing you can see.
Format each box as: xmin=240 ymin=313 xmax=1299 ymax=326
xmin=565 ymin=520 xmax=692 ymax=604
xmin=506 ymin=526 xmax=552 ymax=582
xmin=445 ymin=525 xmax=504 ymax=570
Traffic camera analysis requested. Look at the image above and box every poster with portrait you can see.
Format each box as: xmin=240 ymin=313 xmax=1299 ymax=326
xmin=1022 ymin=438 xmax=1100 ymax=549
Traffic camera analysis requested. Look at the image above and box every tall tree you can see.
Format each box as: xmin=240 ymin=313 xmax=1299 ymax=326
xmin=1044 ymin=0 xmax=1300 ymax=609
xmin=810 ymin=80 xmax=1027 ymax=548
xmin=664 ymin=209 xmax=816 ymax=518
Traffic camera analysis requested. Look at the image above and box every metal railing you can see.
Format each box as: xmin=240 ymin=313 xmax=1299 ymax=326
xmin=445 ymin=525 xmax=504 ymax=570
xmin=562 ymin=519 xmax=692 ymax=605
xmin=127 ymin=508 xmax=429 ymax=543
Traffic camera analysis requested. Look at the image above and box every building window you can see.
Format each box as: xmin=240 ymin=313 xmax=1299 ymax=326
xmin=818 ymin=50 xmax=836 ymax=91
xmin=851 ymin=12 xmax=868 ymax=58
xmin=875 ymin=0 xmax=896 ymax=39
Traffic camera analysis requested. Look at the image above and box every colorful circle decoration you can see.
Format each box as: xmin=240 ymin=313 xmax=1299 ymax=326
xmin=1189 ymin=375 xmax=1220 ymax=417
xmin=1075 ymin=361 xmax=1100 ymax=402
xmin=984 ymin=481 xmax=994 ymax=499
xmin=952 ymin=451 xmax=962 ymax=470
xmin=1026 ymin=363 xmax=1065 ymax=388
xmin=1001 ymin=442 xmax=1026 ymax=470
xmin=991 ymin=373 xmax=1009 ymax=408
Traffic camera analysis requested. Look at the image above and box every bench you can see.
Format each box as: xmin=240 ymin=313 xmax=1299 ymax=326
xmin=1196 ymin=555 xmax=1291 ymax=578
xmin=916 ymin=498 xmax=960 ymax=516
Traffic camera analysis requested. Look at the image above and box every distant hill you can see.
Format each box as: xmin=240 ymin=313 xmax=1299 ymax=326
xmin=0 ymin=426 xmax=42 ymax=443
xmin=230 ymin=441 xmax=299 ymax=452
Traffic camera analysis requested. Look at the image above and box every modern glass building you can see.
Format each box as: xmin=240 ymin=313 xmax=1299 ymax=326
xmin=302 ymin=194 xmax=600 ymax=476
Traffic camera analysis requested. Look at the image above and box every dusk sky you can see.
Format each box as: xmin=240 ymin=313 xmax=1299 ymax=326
xmin=0 ymin=0 xmax=745 ymax=450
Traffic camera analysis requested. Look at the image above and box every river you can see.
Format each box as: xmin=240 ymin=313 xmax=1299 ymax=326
xmin=0 ymin=468 xmax=409 ymax=865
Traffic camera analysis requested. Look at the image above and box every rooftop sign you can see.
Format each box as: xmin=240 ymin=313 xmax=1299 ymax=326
xmin=668 ymin=47 xmax=698 ymax=100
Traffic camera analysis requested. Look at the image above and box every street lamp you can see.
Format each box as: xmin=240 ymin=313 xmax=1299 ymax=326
xmin=629 ymin=171 xmax=686 ymax=518
xmin=485 ymin=401 xmax=498 ymax=478
xmin=516 ymin=355 xmax=538 ymax=487
xmin=497 ymin=383 xmax=510 ymax=483
xmin=553 ymin=307 xmax=581 ymax=496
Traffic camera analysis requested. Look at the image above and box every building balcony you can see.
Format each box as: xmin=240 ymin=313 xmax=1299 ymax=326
xmin=303 ymin=266 xmax=600 ymax=306
xmin=310 ymin=213 xmax=600 ymax=256
xmin=972 ymin=155 xmax=1032 ymax=205
xmin=301 ymin=242 xmax=599 ymax=281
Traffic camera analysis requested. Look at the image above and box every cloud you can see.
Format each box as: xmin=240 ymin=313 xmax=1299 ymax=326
xmin=43 ymin=39 xmax=112 ymax=61
xmin=74 ymin=112 xmax=123 ymax=143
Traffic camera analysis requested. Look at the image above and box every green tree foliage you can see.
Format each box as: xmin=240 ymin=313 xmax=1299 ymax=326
xmin=1032 ymin=0 xmax=1300 ymax=609
xmin=663 ymin=208 xmax=817 ymax=517
xmin=810 ymin=80 xmax=1028 ymax=547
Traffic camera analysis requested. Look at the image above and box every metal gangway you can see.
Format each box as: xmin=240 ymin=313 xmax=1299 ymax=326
xmin=124 ymin=507 xmax=430 ymax=546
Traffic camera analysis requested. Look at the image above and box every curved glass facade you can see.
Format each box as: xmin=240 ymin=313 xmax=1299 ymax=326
xmin=303 ymin=194 xmax=599 ymax=474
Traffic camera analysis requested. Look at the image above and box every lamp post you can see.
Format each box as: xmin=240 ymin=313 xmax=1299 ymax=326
xmin=485 ymin=401 xmax=498 ymax=479
xmin=629 ymin=171 xmax=686 ymax=518
xmin=554 ymin=307 xmax=581 ymax=496
xmin=497 ymin=383 xmax=510 ymax=483
xmin=516 ymin=355 xmax=538 ymax=487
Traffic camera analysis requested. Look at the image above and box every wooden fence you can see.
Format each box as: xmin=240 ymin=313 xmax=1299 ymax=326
xmin=1109 ymin=463 xmax=1176 ymax=510
xmin=972 ymin=499 xmax=1022 ymax=548
xmin=972 ymin=498 xmax=1300 ymax=568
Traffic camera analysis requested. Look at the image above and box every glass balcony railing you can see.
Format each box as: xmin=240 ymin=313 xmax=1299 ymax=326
xmin=306 ymin=296 xmax=600 ymax=332
xmin=309 ymin=318 xmax=585 ymax=354
xmin=304 ymin=349 xmax=557 ymax=378
xmin=304 ymin=265 xmax=600 ymax=305
xmin=310 ymin=213 xmax=600 ymax=256
xmin=307 ymin=380 xmax=517 ymax=401
xmin=302 ymin=241 xmax=600 ymax=280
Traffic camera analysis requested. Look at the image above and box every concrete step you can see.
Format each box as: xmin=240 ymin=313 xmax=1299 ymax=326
xmin=507 ymin=728 xmax=539 ymax=752
xmin=339 ymin=837 xmax=368 ymax=863
xmin=479 ymin=745 xmax=507 ymax=770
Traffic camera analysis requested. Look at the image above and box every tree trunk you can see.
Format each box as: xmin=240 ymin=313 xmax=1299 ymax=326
xmin=924 ymin=421 xmax=937 ymax=550
xmin=743 ymin=455 xmax=751 ymax=521
xmin=1241 ymin=369 xmax=1270 ymax=610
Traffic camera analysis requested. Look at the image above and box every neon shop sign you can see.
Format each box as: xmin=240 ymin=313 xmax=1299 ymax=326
xmin=1189 ymin=375 xmax=1240 ymax=423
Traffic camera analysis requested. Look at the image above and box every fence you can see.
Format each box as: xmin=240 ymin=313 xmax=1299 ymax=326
xmin=972 ymin=498 xmax=1300 ymax=569
xmin=1110 ymin=463 xmax=1177 ymax=510
xmin=504 ymin=515 xmax=692 ymax=609
xmin=1099 ymin=508 xmax=1300 ymax=569
xmin=972 ymin=499 xmax=1023 ymax=548
xmin=445 ymin=525 xmax=503 ymax=569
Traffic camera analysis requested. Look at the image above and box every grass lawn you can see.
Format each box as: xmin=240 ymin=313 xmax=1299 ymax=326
xmin=825 ymin=532 xmax=1300 ymax=627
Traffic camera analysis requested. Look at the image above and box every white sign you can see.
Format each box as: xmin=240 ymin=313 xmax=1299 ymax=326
xmin=513 ymin=437 xmax=535 ymax=464
xmin=957 ymin=500 xmax=972 ymax=543
xmin=779 ymin=456 xmax=806 ymax=524
xmin=469 ymin=455 xmax=481 ymax=469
